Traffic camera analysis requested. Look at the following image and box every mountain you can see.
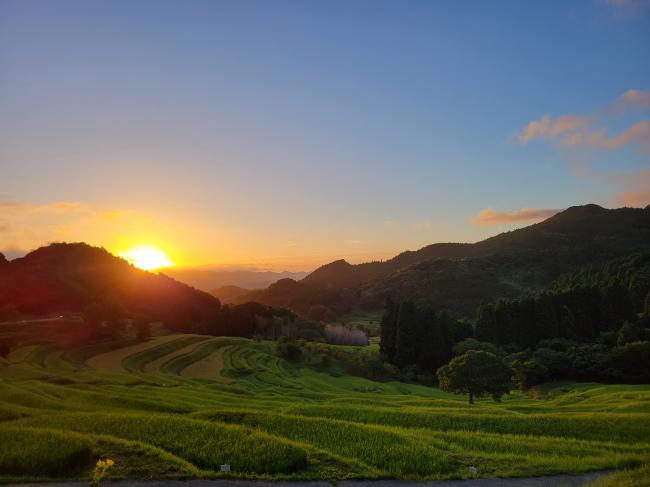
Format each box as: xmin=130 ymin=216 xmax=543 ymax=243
xmin=161 ymin=268 xmax=308 ymax=292
xmin=211 ymin=285 xmax=250 ymax=304
xmin=0 ymin=243 xmax=222 ymax=327
xmin=237 ymin=205 xmax=650 ymax=317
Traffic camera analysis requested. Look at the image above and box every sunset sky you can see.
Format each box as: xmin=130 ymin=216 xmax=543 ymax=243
xmin=1 ymin=0 xmax=649 ymax=271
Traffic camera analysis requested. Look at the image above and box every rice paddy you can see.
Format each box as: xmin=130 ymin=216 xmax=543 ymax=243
xmin=0 ymin=330 xmax=648 ymax=483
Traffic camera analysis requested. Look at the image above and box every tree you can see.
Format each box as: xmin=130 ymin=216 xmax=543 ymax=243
xmin=379 ymin=298 xmax=399 ymax=362
xmin=394 ymin=301 xmax=420 ymax=368
xmin=437 ymin=350 xmax=514 ymax=404
xmin=132 ymin=314 xmax=152 ymax=342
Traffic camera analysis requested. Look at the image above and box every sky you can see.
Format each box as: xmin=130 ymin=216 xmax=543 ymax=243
xmin=1 ymin=0 xmax=649 ymax=271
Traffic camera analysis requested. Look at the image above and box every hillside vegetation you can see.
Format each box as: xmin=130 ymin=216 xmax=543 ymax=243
xmin=239 ymin=205 xmax=650 ymax=317
xmin=0 ymin=328 xmax=648 ymax=482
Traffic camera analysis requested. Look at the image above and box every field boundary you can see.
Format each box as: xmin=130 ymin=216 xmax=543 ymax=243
xmin=5 ymin=469 xmax=612 ymax=487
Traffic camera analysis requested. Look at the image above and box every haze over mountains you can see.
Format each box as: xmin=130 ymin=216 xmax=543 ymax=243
xmin=1 ymin=204 xmax=648 ymax=324
xmin=161 ymin=268 xmax=308 ymax=293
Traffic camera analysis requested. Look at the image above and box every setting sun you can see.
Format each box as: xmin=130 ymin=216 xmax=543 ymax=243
xmin=118 ymin=244 xmax=174 ymax=270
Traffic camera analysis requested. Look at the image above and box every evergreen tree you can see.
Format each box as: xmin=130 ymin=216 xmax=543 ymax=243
xmin=475 ymin=303 xmax=497 ymax=342
xmin=394 ymin=301 xmax=420 ymax=368
xmin=379 ymin=298 xmax=400 ymax=363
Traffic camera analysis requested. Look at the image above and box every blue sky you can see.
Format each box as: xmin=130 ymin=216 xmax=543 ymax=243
xmin=1 ymin=0 xmax=649 ymax=270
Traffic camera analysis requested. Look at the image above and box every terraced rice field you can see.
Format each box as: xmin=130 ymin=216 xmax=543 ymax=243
xmin=0 ymin=332 xmax=649 ymax=484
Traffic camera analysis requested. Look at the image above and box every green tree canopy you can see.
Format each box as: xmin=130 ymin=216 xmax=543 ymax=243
xmin=437 ymin=350 xmax=514 ymax=404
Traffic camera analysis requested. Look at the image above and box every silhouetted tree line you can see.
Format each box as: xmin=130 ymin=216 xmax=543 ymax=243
xmin=380 ymin=298 xmax=472 ymax=372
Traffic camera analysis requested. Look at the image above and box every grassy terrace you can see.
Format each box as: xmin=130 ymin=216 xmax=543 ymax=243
xmin=0 ymin=332 xmax=649 ymax=483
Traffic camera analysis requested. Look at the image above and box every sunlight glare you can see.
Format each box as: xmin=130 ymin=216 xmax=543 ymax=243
xmin=118 ymin=244 xmax=174 ymax=270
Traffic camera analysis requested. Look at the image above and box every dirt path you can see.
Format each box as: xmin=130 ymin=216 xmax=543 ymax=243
xmin=182 ymin=345 xmax=230 ymax=379
xmin=8 ymin=471 xmax=610 ymax=487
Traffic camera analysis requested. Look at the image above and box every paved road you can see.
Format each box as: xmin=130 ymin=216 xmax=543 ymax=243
xmin=8 ymin=471 xmax=610 ymax=487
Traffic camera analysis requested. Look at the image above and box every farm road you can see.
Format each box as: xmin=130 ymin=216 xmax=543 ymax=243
xmin=8 ymin=470 xmax=610 ymax=487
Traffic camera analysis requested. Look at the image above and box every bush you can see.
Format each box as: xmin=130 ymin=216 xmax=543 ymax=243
xmin=277 ymin=336 xmax=303 ymax=360
xmin=324 ymin=324 xmax=368 ymax=345
xmin=452 ymin=338 xmax=503 ymax=357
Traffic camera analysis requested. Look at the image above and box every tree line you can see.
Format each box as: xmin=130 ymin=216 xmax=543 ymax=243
xmin=379 ymin=252 xmax=650 ymax=401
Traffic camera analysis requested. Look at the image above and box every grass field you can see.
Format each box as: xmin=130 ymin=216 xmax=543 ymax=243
xmin=0 ymin=329 xmax=649 ymax=484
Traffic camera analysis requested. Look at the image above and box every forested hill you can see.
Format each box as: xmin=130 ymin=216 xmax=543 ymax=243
xmin=238 ymin=205 xmax=650 ymax=317
xmin=0 ymin=243 xmax=222 ymax=329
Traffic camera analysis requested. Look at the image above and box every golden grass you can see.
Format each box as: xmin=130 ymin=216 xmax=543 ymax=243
xmin=182 ymin=345 xmax=231 ymax=380
xmin=86 ymin=335 xmax=180 ymax=372
xmin=143 ymin=338 xmax=212 ymax=374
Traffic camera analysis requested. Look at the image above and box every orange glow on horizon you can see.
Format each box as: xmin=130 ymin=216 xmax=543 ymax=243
xmin=118 ymin=244 xmax=175 ymax=270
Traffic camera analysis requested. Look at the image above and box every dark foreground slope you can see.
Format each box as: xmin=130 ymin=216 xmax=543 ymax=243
xmin=239 ymin=205 xmax=650 ymax=317
xmin=0 ymin=243 xmax=222 ymax=325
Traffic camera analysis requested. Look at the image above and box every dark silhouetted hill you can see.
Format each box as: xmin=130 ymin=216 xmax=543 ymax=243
xmin=0 ymin=243 xmax=222 ymax=327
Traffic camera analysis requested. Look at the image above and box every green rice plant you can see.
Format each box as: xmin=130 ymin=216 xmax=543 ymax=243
xmin=198 ymin=411 xmax=456 ymax=478
xmin=122 ymin=336 xmax=207 ymax=372
xmin=18 ymin=412 xmax=308 ymax=474
xmin=286 ymin=404 xmax=650 ymax=443
xmin=160 ymin=338 xmax=237 ymax=375
xmin=0 ymin=426 xmax=92 ymax=476
xmin=586 ymin=461 xmax=650 ymax=487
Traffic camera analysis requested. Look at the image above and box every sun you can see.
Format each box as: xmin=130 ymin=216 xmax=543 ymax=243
xmin=118 ymin=244 xmax=174 ymax=271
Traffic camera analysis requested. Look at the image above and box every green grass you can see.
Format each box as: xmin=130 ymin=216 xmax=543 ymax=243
xmin=0 ymin=427 xmax=92 ymax=476
xmin=0 ymin=332 xmax=649 ymax=482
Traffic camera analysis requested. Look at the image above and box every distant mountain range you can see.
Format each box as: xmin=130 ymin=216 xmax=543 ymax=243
xmin=210 ymin=285 xmax=250 ymax=304
xmin=160 ymin=268 xmax=308 ymax=292
xmin=2 ymin=204 xmax=648 ymax=323
xmin=237 ymin=204 xmax=650 ymax=317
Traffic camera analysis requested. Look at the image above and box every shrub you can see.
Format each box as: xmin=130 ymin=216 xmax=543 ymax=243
xmin=324 ymin=324 xmax=369 ymax=345
xmin=277 ymin=336 xmax=303 ymax=360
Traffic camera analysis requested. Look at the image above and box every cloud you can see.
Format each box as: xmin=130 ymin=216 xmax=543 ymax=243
xmin=346 ymin=239 xmax=362 ymax=245
xmin=605 ymin=0 xmax=650 ymax=10
xmin=613 ymin=89 xmax=650 ymax=113
xmin=514 ymin=89 xmax=650 ymax=153
xmin=613 ymin=169 xmax=650 ymax=207
xmin=517 ymin=115 xmax=591 ymax=143
xmin=0 ymin=200 xmax=143 ymax=253
xmin=470 ymin=207 xmax=560 ymax=226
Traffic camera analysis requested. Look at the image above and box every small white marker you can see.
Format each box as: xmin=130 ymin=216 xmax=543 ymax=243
xmin=220 ymin=464 xmax=230 ymax=473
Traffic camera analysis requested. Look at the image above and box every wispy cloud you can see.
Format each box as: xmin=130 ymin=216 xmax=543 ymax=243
xmin=612 ymin=89 xmax=650 ymax=113
xmin=470 ymin=208 xmax=560 ymax=226
xmin=613 ymin=169 xmax=650 ymax=207
xmin=560 ymin=120 xmax=650 ymax=153
xmin=514 ymin=89 xmax=650 ymax=153
xmin=605 ymin=0 xmax=650 ymax=11
xmin=517 ymin=115 xmax=592 ymax=143
xmin=0 ymin=200 xmax=141 ymax=254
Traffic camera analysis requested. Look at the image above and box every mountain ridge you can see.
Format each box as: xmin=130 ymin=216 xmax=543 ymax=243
xmin=238 ymin=205 xmax=650 ymax=317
